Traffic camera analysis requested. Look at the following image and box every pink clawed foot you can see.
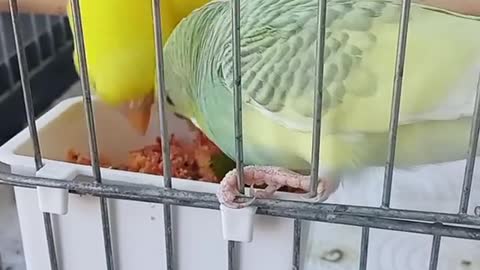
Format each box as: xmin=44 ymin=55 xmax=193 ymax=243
xmin=216 ymin=165 xmax=339 ymax=209
xmin=300 ymin=177 xmax=339 ymax=203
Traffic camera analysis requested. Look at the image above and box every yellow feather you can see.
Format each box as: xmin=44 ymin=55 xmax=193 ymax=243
xmin=66 ymin=0 xmax=210 ymax=106
xmin=228 ymin=6 xmax=480 ymax=173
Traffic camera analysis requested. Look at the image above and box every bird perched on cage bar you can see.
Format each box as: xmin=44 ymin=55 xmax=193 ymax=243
xmin=157 ymin=0 xmax=480 ymax=208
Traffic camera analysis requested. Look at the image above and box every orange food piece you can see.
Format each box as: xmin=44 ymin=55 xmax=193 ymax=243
xmin=66 ymin=149 xmax=112 ymax=168
xmin=65 ymin=125 xmax=306 ymax=193
xmin=66 ymin=129 xmax=223 ymax=182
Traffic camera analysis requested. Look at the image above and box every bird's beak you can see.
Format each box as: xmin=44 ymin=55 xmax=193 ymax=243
xmin=118 ymin=93 xmax=154 ymax=135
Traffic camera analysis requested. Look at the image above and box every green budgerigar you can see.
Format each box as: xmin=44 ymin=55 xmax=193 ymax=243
xmin=162 ymin=0 xmax=480 ymax=208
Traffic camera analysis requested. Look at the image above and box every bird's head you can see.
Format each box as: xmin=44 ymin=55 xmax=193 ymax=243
xmin=119 ymin=0 xmax=211 ymax=134
xmin=67 ymin=0 xmax=211 ymax=135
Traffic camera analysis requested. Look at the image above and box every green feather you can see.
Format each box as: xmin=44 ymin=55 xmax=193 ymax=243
xmin=163 ymin=0 xmax=480 ymax=179
xmin=210 ymin=152 xmax=236 ymax=179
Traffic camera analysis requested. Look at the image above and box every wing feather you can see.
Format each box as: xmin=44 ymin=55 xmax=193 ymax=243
xmin=216 ymin=0 xmax=480 ymax=133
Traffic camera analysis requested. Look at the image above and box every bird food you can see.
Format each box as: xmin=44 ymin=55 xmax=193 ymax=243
xmin=66 ymin=128 xmax=228 ymax=182
xmin=65 ymin=124 xmax=304 ymax=193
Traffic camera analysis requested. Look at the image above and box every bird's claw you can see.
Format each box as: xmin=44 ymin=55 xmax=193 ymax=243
xmin=216 ymin=165 xmax=339 ymax=208
xmin=300 ymin=178 xmax=339 ymax=203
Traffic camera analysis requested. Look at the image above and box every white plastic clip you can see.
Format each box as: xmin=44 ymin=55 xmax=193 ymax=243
xmin=220 ymin=204 xmax=258 ymax=242
xmin=35 ymin=165 xmax=76 ymax=215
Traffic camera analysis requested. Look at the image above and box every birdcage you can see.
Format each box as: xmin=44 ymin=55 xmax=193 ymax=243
xmin=0 ymin=0 xmax=480 ymax=270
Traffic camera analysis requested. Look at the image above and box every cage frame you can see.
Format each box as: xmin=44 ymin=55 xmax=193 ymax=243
xmin=0 ymin=0 xmax=480 ymax=270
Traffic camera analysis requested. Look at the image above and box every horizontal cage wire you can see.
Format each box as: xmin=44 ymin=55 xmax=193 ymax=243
xmin=0 ymin=0 xmax=480 ymax=270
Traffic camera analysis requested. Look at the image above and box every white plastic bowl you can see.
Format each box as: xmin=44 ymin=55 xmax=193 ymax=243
xmin=0 ymin=96 xmax=307 ymax=270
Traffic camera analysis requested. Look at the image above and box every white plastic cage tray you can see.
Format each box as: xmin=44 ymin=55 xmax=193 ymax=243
xmin=2 ymin=96 xmax=480 ymax=270
xmin=0 ymin=96 xmax=309 ymax=270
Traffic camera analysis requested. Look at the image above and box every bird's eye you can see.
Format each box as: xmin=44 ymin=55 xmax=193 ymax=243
xmin=166 ymin=95 xmax=175 ymax=106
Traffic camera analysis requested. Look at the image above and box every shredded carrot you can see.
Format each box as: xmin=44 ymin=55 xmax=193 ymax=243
xmin=66 ymin=129 xmax=223 ymax=182
xmin=66 ymin=126 xmax=306 ymax=193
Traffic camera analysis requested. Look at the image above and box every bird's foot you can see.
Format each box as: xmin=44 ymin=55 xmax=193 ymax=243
xmin=216 ymin=165 xmax=339 ymax=208
xmin=299 ymin=176 xmax=339 ymax=203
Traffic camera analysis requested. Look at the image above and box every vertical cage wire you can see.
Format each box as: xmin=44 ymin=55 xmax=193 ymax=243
xmin=68 ymin=0 xmax=116 ymax=269
xmin=152 ymin=0 xmax=172 ymax=188
xmin=429 ymin=235 xmax=442 ymax=270
xmin=8 ymin=1 xmax=59 ymax=270
xmin=308 ymin=0 xmax=327 ymax=197
xmin=359 ymin=227 xmax=370 ymax=270
xmin=0 ymin=15 xmax=15 ymax=90
xmin=459 ymin=75 xmax=480 ymax=214
xmin=227 ymin=241 xmax=237 ymax=270
xmin=228 ymin=0 xmax=244 ymax=269
xmin=382 ymin=0 xmax=412 ymax=208
xmin=228 ymin=240 xmax=238 ymax=270
xmin=151 ymin=0 xmax=175 ymax=269
xmin=297 ymin=0 xmax=327 ymax=265
xmin=8 ymin=1 xmax=43 ymax=181
xmin=231 ymin=0 xmax=245 ymax=194
xmin=292 ymin=219 xmax=302 ymax=270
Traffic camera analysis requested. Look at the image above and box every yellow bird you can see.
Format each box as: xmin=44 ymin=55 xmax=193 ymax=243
xmin=66 ymin=0 xmax=210 ymax=133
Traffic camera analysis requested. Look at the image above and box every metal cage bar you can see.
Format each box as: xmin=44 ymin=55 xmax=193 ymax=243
xmin=382 ymin=0 xmax=412 ymax=208
xmin=152 ymin=0 xmax=172 ymax=189
xmin=359 ymin=227 xmax=370 ymax=270
xmin=428 ymin=235 xmax=442 ymax=270
xmin=68 ymin=0 xmax=116 ymax=269
xmin=227 ymin=240 xmax=238 ymax=270
xmin=2 ymin=171 xmax=480 ymax=240
xmin=4 ymin=167 xmax=480 ymax=223
xmin=460 ymin=75 xmax=480 ymax=214
xmin=309 ymin=0 xmax=328 ymax=198
xmin=292 ymin=219 xmax=302 ymax=270
xmin=229 ymin=0 xmax=244 ymax=268
xmin=231 ymin=0 xmax=245 ymax=194
xmin=151 ymin=0 xmax=175 ymax=269
xmin=7 ymin=1 xmax=59 ymax=270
